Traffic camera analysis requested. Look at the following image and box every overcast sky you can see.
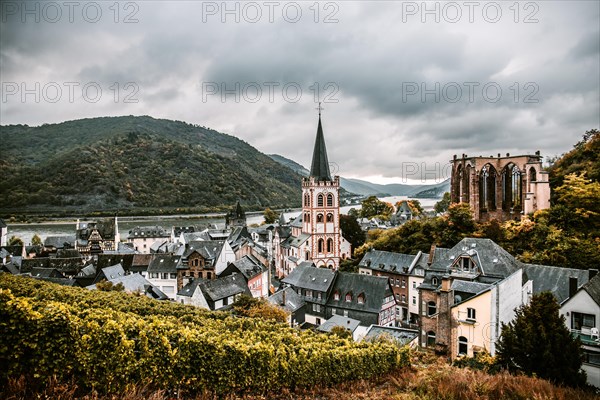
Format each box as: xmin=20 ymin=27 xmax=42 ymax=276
xmin=1 ymin=1 xmax=599 ymax=183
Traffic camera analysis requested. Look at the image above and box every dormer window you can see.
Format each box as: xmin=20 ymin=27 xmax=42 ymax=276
xmin=345 ymin=293 xmax=352 ymax=302
xmin=357 ymin=293 xmax=365 ymax=304
xmin=432 ymin=277 xmax=439 ymax=286
xmin=334 ymin=291 xmax=340 ymax=301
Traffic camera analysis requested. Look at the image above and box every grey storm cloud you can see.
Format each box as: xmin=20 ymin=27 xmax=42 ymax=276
xmin=1 ymin=0 xmax=598 ymax=181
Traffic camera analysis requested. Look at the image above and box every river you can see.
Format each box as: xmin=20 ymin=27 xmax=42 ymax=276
xmin=6 ymin=196 xmax=438 ymax=245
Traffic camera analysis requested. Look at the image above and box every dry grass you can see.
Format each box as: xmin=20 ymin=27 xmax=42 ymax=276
xmin=2 ymin=353 xmax=598 ymax=400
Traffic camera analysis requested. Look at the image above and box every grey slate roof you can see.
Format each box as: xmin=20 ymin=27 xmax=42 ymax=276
xmin=228 ymin=255 xmax=266 ymax=280
xmin=358 ymin=250 xmax=417 ymax=273
xmin=101 ymin=264 xmax=126 ymax=280
xmin=282 ymin=263 xmax=335 ymax=292
xmin=327 ymin=272 xmax=391 ymax=314
xmin=309 ymin=115 xmax=332 ymax=181
xmin=0 ymin=219 xmax=6 ymax=228
xmin=523 ymin=263 xmax=590 ymax=304
xmin=267 ymin=287 xmax=305 ymax=313
xmin=127 ymin=225 xmax=169 ymax=239
xmin=290 ymin=233 xmax=310 ymax=248
xmin=147 ymin=255 xmax=182 ymax=273
xmin=44 ymin=235 xmax=76 ymax=249
xmin=200 ymin=274 xmax=248 ymax=301
xmin=431 ymin=238 xmax=523 ymax=278
xmin=364 ymin=326 xmax=419 ymax=345
xmin=451 ymin=280 xmax=492 ymax=295
xmin=30 ymin=267 xmax=65 ymax=279
xmin=581 ymin=274 xmax=600 ymax=305
xmin=318 ymin=315 xmax=361 ymax=333
xmin=34 ymin=277 xmax=79 ymax=287
xmin=88 ymin=273 xmax=168 ymax=300
xmin=290 ymin=214 xmax=303 ymax=228
xmin=184 ymin=240 xmax=224 ymax=261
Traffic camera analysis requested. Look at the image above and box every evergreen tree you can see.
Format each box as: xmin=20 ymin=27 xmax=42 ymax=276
xmin=495 ymin=292 xmax=586 ymax=387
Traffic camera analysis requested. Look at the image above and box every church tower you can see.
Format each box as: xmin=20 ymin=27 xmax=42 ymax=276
xmin=302 ymin=108 xmax=342 ymax=269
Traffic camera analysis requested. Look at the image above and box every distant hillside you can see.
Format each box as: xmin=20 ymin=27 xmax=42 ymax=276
xmin=0 ymin=116 xmax=303 ymax=215
xmin=269 ymin=154 xmax=450 ymax=198
xmin=548 ymin=129 xmax=599 ymax=191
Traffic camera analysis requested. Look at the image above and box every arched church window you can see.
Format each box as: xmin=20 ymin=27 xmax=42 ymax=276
xmin=327 ymin=193 xmax=334 ymax=207
xmin=317 ymin=239 xmax=324 ymax=253
xmin=327 ymin=238 xmax=333 ymax=252
xmin=326 ymin=213 xmax=333 ymax=222
xmin=317 ymin=214 xmax=324 ymax=223
xmin=511 ymin=166 xmax=522 ymax=209
xmin=304 ymin=193 xmax=310 ymax=207
xmin=479 ymin=165 xmax=496 ymax=210
xmin=317 ymin=194 xmax=324 ymax=207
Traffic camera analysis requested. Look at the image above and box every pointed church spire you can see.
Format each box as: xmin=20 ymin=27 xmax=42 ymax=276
xmin=309 ymin=106 xmax=332 ymax=181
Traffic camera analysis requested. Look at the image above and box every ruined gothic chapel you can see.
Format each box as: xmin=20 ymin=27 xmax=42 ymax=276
xmin=450 ymin=153 xmax=551 ymax=222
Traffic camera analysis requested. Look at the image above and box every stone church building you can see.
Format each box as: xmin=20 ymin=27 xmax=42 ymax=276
xmin=274 ymin=112 xmax=351 ymax=277
xmin=450 ymin=152 xmax=551 ymax=222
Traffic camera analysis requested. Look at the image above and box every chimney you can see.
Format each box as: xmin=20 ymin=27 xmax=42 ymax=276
xmin=441 ymin=275 xmax=451 ymax=292
xmin=428 ymin=244 xmax=436 ymax=266
xmin=569 ymin=277 xmax=578 ymax=299
xmin=282 ymin=289 xmax=286 ymax=306
xmin=589 ymin=269 xmax=598 ymax=280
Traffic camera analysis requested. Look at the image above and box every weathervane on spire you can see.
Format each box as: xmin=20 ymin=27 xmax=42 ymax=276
xmin=316 ymin=101 xmax=324 ymax=117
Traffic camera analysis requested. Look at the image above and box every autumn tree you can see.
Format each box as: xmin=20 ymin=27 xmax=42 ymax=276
xmin=434 ymin=192 xmax=451 ymax=214
xmin=232 ymin=294 xmax=288 ymax=323
xmin=8 ymin=236 xmax=23 ymax=246
xmin=263 ymin=207 xmax=279 ymax=224
xmin=340 ymin=214 xmax=366 ymax=256
xmin=31 ymin=234 xmax=43 ymax=246
xmin=359 ymin=196 xmax=394 ymax=220
xmin=495 ymin=292 xmax=586 ymax=388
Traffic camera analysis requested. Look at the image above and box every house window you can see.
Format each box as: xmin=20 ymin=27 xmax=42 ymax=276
xmin=150 ymin=272 xmax=159 ymax=279
xmin=458 ymin=336 xmax=468 ymax=355
xmin=412 ymin=296 xmax=416 ymax=305
xmin=317 ymin=292 xmax=322 ymax=300
xmin=432 ymin=277 xmax=439 ymax=286
xmin=357 ymin=293 xmax=365 ymax=304
xmin=313 ymin=303 xmax=321 ymax=312
xmin=427 ymin=331 xmax=436 ymax=347
xmin=207 ymin=272 xmax=212 ymax=279
xmin=412 ymin=281 xmax=416 ymax=289
xmin=345 ymin=293 xmax=352 ymax=302
xmin=427 ymin=301 xmax=437 ymax=316
xmin=467 ymin=308 xmax=476 ymax=320
xmin=306 ymin=290 xmax=312 ymax=298
xmin=326 ymin=213 xmax=333 ymax=222
xmin=223 ymin=297 xmax=229 ymax=306
xmin=327 ymin=193 xmax=334 ymax=207
xmin=401 ymin=294 xmax=406 ymax=303
xmin=572 ymin=312 xmax=596 ymax=330
xmin=344 ymin=310 xmax=349 ymax=317
xmin=170 ymin=273 xmax=177 ymax=279
xmin=401 ymin=279 xmax=406 ymax=288
xmin=317 ymin=194 xmax=324 ymax=207
xmin=161 ymin=273 xmax=169 ymax=279
xmin=334 ymin=291 xmax=340 ymax=301
xmin=331 ymin=308 xmax=336 ymax=315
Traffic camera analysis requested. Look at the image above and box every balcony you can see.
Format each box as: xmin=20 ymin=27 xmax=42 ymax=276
xmin=571 ymin=329 xmax=600 ymax=347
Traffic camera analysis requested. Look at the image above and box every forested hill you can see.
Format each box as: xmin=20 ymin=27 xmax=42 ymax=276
xmin=0 ymin=116 xmax=302 ymax=215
